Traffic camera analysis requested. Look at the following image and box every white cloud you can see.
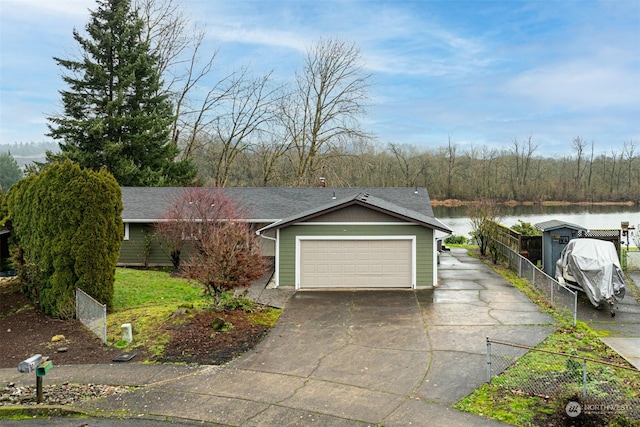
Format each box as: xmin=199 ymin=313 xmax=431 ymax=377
xmin=205 ymin=24 xmax=309 ymax=53
xmin=504 ymin=61 xmax=639 ymax=109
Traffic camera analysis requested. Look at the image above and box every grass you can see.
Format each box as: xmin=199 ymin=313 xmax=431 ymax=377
xmin=107 ymin=268 xmax=215 ymax=358
xmin=107 ymin=267 xmax=280 ymax=360
xmin=112 ymin=267 xmax=209 ymax=312
xmin=248 ymin=307 xmax=282 ymax=327
xmin=453 ymin=248 xmax=640 ymax=426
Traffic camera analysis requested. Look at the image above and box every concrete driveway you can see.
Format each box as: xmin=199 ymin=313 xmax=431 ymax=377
xmin=67 ymin=248 xmax=555 ymax=426
xmin=578 ymin=270 xmax=640 ymax=369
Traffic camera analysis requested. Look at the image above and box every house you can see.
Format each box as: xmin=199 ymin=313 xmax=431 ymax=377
xmin=120 ymin=186 xmax=452 ymax=290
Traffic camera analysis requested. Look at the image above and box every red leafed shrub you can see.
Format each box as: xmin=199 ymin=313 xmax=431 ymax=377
xmin=154 ymin=187 xmax=266 ymax=303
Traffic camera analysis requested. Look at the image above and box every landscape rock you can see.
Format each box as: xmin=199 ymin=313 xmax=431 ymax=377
xmin=0 ymin=383 xmax=131 ymax=406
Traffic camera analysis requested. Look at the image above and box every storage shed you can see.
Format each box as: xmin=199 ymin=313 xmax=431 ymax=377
xmin=535 ymin=220 xmax=587 ymax=278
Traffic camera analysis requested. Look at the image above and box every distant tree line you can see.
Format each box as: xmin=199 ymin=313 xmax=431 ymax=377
xmin=0 ymin=142 xmax=58 ymax=156
xmin=185 ymin=137 xmax=639 ymax=203
xmin=4 ymin=136 xmax=638 ymax=203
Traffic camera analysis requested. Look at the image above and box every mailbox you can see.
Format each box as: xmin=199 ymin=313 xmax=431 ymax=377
xmin=36 ymin=360 xmax=53 ymax=377
xmin=18 ymin=354 xmax=43 ymax=373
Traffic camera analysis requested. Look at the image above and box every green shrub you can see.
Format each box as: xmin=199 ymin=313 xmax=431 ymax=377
xmin=445 ymin=234 xmax=467 ymax=245
xmin=6 ymin=161 xmax=123 ymax=317
xmin=511 ymin=220 xmax=542 ymax=236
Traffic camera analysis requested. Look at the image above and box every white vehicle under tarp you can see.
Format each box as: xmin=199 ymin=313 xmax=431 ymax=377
xmin=556 ymin=238 xmax=626 ymax=316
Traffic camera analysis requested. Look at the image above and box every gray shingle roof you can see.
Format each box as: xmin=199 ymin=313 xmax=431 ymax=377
xmin=535 ymin=219 xmax=587 ymax=232
xmin=257 ymin=192 xmax=451 ymax=233
xmin=121 ymin=187 xmax=451 ymax=232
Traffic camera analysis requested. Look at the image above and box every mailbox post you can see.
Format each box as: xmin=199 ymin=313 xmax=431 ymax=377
xmin=18 ymin=354 xmax=53 ymax=404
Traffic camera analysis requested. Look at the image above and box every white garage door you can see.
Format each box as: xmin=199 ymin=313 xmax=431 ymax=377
xmin=299 ymin=239 xmax=413 ymax=288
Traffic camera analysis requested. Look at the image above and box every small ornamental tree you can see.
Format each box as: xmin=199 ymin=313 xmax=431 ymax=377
xmin=6 ymin=160 xmax=123 ymax=318
xmin=468 ymin=199 xmax=503 ymax=260
xmin=154 ymin=187 xmax=266 ymax=303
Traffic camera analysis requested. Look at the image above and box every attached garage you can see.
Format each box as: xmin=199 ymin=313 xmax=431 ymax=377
xmin=298 ymin=238 xmax=415 ymax=289
xmin=258 ymin=192 xmax=451 ymax=290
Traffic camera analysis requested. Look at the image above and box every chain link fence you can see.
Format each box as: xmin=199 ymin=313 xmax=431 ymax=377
xmin=493 ymin=239 xmax=578 ymax=325
xmin=627 ymin=250 xmax=640 ymax=271
xmin=487 ymin=338 xmax=640 ymax=419
xmin=76 ymin=288 xmax=107 ymax=344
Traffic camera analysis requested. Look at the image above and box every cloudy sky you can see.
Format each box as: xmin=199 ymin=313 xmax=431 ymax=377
xmin=1 ymin=0 xmax=638 ymax=156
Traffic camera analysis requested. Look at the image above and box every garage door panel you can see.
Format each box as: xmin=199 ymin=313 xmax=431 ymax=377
xmin=299 ymin=239 xmax=412 ymax=289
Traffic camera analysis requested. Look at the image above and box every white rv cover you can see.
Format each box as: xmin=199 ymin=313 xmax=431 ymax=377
xmin=556 ymin=239 xmax=626 ymax=307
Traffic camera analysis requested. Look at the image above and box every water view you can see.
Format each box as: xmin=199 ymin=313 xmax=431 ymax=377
xmin=434 ymin=205 xmax=640 ymax=244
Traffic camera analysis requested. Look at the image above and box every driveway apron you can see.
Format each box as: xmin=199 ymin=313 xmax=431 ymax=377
xmin=77 ymin=248 xmax=555 ymax=426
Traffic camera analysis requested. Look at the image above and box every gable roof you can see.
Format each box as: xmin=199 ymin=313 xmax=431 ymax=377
xmin=257 ymin=192 xmax=451 ymax=233
xmin=535 ymin=219 xmax=587 ymax=232
xmin=121 ymin=187 xmax=451 ymax=232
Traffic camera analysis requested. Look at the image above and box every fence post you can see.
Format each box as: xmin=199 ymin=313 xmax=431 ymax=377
xmin=573 ymin=292 xmax=578 ymax=327
xmin=550 ymin=281 xmax=554 ymax=305
xmin=582 ymin=358 xmax=587 ymax=399
xmin=518 ymin=254 xmax=522 ymax=277
xmin=102 ymin=303 xmax=107 ymax=345
xmin=486 ymin=337 xmax=492 ymax=383
xmin=532 ymin=267 xmax=536 ymax=287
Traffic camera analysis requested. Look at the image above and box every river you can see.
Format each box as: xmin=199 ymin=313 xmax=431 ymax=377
xmin=433 ymin=204 xmax=639 ymax=244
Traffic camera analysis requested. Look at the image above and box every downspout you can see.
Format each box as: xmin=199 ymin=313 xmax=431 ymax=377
xmin=256 ymin=230 xmax=279 ymax=288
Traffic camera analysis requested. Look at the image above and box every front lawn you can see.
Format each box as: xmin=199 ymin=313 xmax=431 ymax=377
xmin=107 ymin=268 xmax=281 ymax=362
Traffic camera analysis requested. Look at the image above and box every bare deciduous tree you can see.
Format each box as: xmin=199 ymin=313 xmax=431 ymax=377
xmin=388 ymin=143 xmax=426 ymax=187
xmin=622 ymin=140 xmax=636 ymax=190
xmin=134 ymin=0 xmax=228 ymax=153
xmin=282 ymin=38 xmax=371 ymax=185
xmin=572 ymin=136 xmax=588 ymax=196
xmin=208 ymin=70 xmax=282 ymax=186
xmin=443 ymin=136 xmax=457 ymax=199
xmin=509 ymin=136 xmax=538 ymax=200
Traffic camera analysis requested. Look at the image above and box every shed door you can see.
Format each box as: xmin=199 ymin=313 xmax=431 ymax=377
xmin=299 ymin=239 xmax=412 ymax=288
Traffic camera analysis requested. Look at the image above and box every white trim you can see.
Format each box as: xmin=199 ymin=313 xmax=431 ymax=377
xmin=122 ymin=218 xmax=276 ymax=224
xmin=295 ymin=235 xmax=416 ymax=290
xmin=123 ymin=223 xmax=130 ymax=240
xmin=295 ymin=222 xmax=419 ymax=226
xmin=274 ymin=229 xmax=280 ymax=288
xmin=432 ymin=234 xmax=438 ymax=287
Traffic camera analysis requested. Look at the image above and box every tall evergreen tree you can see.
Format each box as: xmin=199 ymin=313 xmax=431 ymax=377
xmin=0 ymin=152 xmax=22 ymax=191
xmin=46 ymin=0 xmax=196 ymax=186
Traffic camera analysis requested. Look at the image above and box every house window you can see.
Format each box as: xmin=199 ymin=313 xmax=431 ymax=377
xmin=123 ymin=223 xmax=130 ymax=240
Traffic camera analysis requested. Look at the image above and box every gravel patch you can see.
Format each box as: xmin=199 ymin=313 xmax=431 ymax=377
xmin=0 ymin=382 xmax=131 ymax=406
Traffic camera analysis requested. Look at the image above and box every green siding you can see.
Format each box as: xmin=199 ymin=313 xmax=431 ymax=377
xmin=118 ymin=223 xmax=172 ymax=266
xmin=120 ymin=222 xmax=274 ymax=266
xmin=278 ymin=224 xmax=434 ymax=288
xmin=307 ymin=205 xmax=404 ymax=222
